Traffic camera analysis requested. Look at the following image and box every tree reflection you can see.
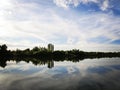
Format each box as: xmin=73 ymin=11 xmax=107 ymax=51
xmin=0 ymin=57 xmax=8 ymax=68
xmin=0 ymin=56 xmax=119 ymax=69
xmin=0 ymin=57 xmax=55 ymax=69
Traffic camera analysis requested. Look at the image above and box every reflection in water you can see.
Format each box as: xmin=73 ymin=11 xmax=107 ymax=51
xmin=0 ymin=57 xmax=55 ymax=69
xmin=0 ymin=58 xmax=120 ymax=90
xmin=87 ymin=66 xmax=112 ymax=74
xmin=48 ymin=60 xmax=54 ymax=69
xmin=0 ymin=60 xmax=7 ymax=68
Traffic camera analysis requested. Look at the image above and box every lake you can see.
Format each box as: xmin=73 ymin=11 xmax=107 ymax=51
xmin=0 ymin=58 xmax=120 ymax=90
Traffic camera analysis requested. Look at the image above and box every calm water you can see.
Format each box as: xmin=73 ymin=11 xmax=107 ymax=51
xmin=0 ymin=58 xmax=120 ymax=90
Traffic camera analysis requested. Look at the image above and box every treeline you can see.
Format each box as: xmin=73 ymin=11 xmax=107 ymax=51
xmin=0 ymin=44 xmax=120 ymax=60
xmin=0 ymin=44 xmax=12 ymax=58
xmin=0 ymin=44 xmax=120 ymax=68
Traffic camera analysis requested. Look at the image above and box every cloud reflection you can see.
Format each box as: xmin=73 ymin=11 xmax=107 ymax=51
xmin=0 ymin=58 xmax=120 ymax=90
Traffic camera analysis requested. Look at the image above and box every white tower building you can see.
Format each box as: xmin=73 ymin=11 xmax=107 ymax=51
xmin=48 ymin=44 xmax=54 ymax=52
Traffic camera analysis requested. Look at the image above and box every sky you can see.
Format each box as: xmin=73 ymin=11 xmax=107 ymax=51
xmin=0 ymin=0 xmax=120 ymax=52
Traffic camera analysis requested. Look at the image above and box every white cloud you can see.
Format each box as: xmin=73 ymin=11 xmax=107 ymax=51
xmin=0 ymin=0 xmax=15 ymax=20
xmin=53 ymin=0 xmax=69 ymax=9
xmin=100 ymin=0 xmax=109 ymax=11
xmin=0 ymin=0 xmax=120 ymax=52
xmin=53 ymin=0 xmax=110 ymax=11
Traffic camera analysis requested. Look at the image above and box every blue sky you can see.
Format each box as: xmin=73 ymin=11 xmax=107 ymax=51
xmin=0 ymin=0 xmax=120 ymax=52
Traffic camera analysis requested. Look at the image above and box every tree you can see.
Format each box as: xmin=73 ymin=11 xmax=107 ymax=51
xmin=32 ymin=47 xmax=39 ymax=52
xmin=0 ymin=44 xmax=7 ymax=51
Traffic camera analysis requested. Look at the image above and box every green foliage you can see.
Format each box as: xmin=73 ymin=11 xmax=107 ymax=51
xmin=0 ymin=44 xmax=12 ymax=58
xmin=0 ymin=44 xmax=7 ymax=51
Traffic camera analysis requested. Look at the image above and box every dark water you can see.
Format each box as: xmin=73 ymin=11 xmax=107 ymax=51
xmin=0 ymin=58 xmax=120 ymax=90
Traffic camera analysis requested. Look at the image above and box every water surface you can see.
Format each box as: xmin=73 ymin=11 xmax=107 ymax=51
xmin=0 ymin=58 xmax=120 ymax=90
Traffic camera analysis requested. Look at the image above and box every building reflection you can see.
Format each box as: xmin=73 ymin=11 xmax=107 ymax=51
xmin=48 ymin=60 xmax=54 ymax=69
